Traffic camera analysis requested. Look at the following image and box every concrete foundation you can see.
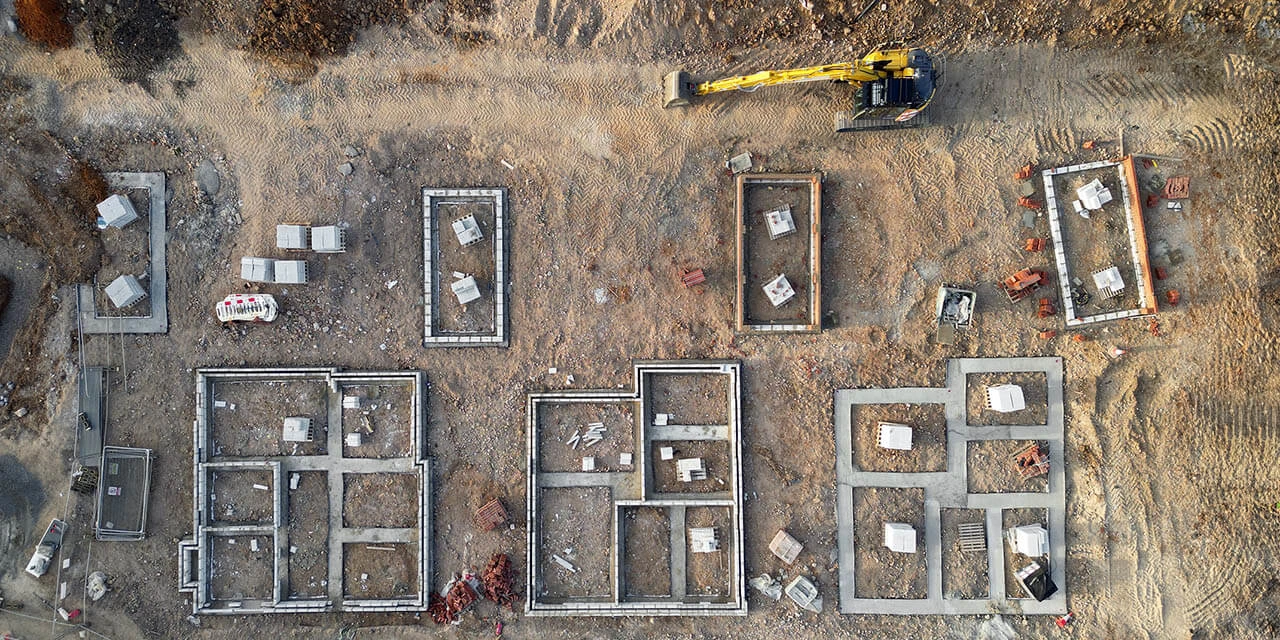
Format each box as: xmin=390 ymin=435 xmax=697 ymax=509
xmin=180 ymin=368 xmax=431 ymax=615
xmin=735 ymin=173 xmax=822 ymax=333
xmin=77 ymin=172 xmax=169 ymax=334
xmin=1042 ymin=156 xmax=1158 ymax=326
xmin=834 ymin=357 xmax=1067 ymax=615
xmin=422 ymin=188 xmax=508 ymax=347
xmin=526 ymin=361 xmax=746 ymax=616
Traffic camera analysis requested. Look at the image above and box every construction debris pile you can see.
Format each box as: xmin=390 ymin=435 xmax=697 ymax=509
xmin=427 ymin=556 xmax=517 ymax=624
xmin=428 ymin=572 xmax=480 ymax=625
xmin=566 ymin=422 xmax=606 ymax=449
xmin=481 ymin=553 xmax=517 ymax=610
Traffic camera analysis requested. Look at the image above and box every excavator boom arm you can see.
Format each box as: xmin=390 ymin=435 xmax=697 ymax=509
xmin=692 ymin=49 xmax=918 ymax=97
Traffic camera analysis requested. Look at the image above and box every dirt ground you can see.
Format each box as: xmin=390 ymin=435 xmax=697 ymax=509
xmin=650 ymin=439 xmax=731 ymax=494
xmin=741 ymin=182 xmax=813 ymax=325
xmin=286 ymin=471 xmax=329 ymax=598
xmin=941 ymin=508 xmax=990 ymax=600
xmin=93 ymin=188 xmax=152 ymax=316
xmin=967 ymin=439 xmax=1051 ymax=494
xmin=3 ymin=1 xmax=1280 ymax=639
xmin=1053 ymin=169 xmax=1143 ymax=313
xmin=342 ymin=472 xmax=419 ymax=528
xmin=536 ymin=400 xmax=635 ymax=473
xmin=340 ymin=383 xmax=413 ymax=459
xmin=853 ymin=487 xmax=926 ymax=600
xmin=432 ymin=199 xmax=498 ymax=334
xmin=208 ymin=468 xmax=273 ymax=525
xmin=0 ymin=237 xmax=43 ymax=368
xmin=645 ymin=372 xmax=729 ymax=424
xmin=621 ymin=506 xmax=670 ymax=597
xmin=537 ymin=486 xmax=611 ymax=600
xmin=685 ymin=505 xmax=733 ymax=599
xmin=342 ymin=542 xmax=418 ymax=600
xmin=211 ymin=380 xmax=330 ymax=456
xmin=966 ymin=371 xmax=1049 ymax=425
xmin=209 ymin=535 xmax=274 ymax=601
xmin=850 ymin=402 xmax=948 ymax=472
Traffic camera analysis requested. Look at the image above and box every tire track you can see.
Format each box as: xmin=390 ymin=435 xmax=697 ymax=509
xmin=1177 ymin=117 xmax=1239 ymax=154
xmin=1034 ymin=125 xmax=1076 ymax=155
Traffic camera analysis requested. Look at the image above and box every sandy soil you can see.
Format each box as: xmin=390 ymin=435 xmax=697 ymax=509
xmin=940 ymin=507 xmax=989 ymax=600
xmin=967 ymin=439 xmax=1051 ymax=494
xmin=966 ymin=371 xmax=1049 ymax=425
xmin=853 ymin=487 xmax=926 ymax=599
xmin=851 ymin=403 xmax=948 ymax=472
xmin=621 ymin=506 xmax=670 ymax=597
xmin=2 ymin=0 xmax=1280 ymax=638
xmin=342 ymin=472 xmax=419 ymax=528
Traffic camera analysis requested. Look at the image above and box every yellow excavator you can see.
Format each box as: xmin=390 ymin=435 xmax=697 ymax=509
xmin=663 ymin=47 xmax=938 ymax=132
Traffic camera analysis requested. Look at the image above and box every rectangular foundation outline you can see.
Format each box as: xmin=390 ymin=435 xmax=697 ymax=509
xmin=180 ymin=368 xmax=431 ymax=615
xmin=422 ymin=188 xmax=509 ymax=347
xmin=525 ymin=361 xmax=746 ymax=616
xmin=833 ymin=357 xmax=1067 ymax=615
xmin=734 ymin=173 xmax=823 ymax=334
xmin=77 ymin=172 xmax=168 ymax=334
xmin=1041 ymin=157 xmax=1158 ymax=327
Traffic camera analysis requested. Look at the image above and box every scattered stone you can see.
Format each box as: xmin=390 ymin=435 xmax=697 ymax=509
xmin=343 ymin=145 xmax=360 ymax=157
xmin=195 ymin=159 xmax=220 ymax=196
xmin=338 ymin=162 xmax=353 ymax=176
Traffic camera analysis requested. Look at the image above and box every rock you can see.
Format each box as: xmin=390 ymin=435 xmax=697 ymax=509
xmin=338 ymin=163 xmax=354 ymax=176
xmin=195 ymin=160 xmax=220 ymax=196
xmin=343 ymin=145 xmax=360 ymax=157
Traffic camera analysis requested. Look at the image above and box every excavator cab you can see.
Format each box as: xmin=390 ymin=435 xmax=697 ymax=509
xmin=835 ymin=49 xmax=936 ymax=132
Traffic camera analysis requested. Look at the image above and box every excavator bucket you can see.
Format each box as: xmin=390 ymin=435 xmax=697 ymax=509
xmin=663 ymin=71 xmax=693 ymax=108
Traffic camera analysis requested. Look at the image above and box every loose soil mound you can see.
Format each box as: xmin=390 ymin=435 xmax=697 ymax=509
xmin=246 ymin=0 xmax=424 ymax=78
xmin=15 ymin=0 xmax=73 ymax=49
xmin=0 ymin=122 xmax=107 ymax=430
xmin=88 ymin=0 xmax=184 ymax=88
